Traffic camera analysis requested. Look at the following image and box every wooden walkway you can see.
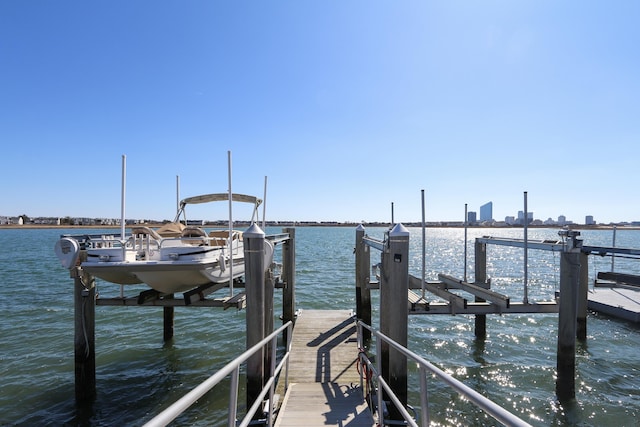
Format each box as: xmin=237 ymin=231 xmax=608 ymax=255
xmin=274 ymin=310 xmax=376 ymax=427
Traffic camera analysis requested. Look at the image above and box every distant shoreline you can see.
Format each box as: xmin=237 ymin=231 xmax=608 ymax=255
xmin=1 ymin=223 xmax=638 ymax=230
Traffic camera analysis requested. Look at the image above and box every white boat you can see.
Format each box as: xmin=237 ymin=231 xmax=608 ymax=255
xmin=56 ymin=193 xmax=274 ymax=294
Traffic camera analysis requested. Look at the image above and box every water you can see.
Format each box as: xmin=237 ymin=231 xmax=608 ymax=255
xmin=0 ymin=226 xmax=639 ymax=426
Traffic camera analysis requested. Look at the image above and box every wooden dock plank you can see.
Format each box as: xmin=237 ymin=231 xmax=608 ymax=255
xmin=275 ymin=310 xmax=375 ymax=427
xmin=284 ymin=309 xmax=361 ymax=385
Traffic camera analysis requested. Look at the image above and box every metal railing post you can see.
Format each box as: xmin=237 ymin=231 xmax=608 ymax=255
xmin=268 ymin=332 xmax=277 ymax=427
xmin=228 ymin=368 xmax=239 ymax=427
xmin=419 ymin=365 xmax=429 ymax=427
xmin=376 ymin=334 xmax=384 ymax=427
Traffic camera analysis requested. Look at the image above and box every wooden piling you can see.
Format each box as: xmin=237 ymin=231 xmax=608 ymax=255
xmin=355 ymin=225 xmax=371 ymax=343
xmin=163 ymin=294 xmax=174 ymax=342
xmin=244 ymin=224 xmax=266 ymax=417
xmin=73 ymin=264 xmax=96 ymax=403
xmin=282 ymin=227 xmax=296 ymax=335
xmin=556 ymin=249 xmax=580 ymax=401
xmin=379 ymin=224 xmax=410 ymax=420
xmin=474 ymin=240 xmax=488 ymax=338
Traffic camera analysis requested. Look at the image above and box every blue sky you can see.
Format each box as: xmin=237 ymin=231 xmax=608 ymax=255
xmin=1 ymin=1 xmax=638 ymax=224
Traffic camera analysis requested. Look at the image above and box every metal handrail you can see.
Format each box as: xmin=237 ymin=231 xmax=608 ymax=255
xmin=356 ymin=321 xmax=532 ymax=427
xmin=143 ymin=321 xmax=293 ymax=427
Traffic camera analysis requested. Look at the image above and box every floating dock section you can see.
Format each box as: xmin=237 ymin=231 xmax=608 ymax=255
xmin=589 ymin=286 xmax=640 ymax=323
xmin=589 ymin=272 xmax=640 ymax=323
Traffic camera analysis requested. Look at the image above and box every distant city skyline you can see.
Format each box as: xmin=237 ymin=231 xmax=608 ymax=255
xmin=3 ymin=207 xmax=637 ymax=227
xmin=465 ymin=200 xmax=608 ymax=226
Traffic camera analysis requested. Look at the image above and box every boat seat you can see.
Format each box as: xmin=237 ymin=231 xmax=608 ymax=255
xmin=181 ymin=227 xmax=208 ymax=245
xmin=156 ymin=221 xmax=186 ymax=238
xmin=208 ymin=230 xmax=243 ymax=246
xmin=209 ymin=230 xmax=243 ymax=239
xmin=131 ymin=226 xmax=162 ymax=241
xmin=208 ymin=230 xmax=229 ymax=247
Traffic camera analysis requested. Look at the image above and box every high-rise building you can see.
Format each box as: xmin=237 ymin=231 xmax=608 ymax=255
xmin=585 ymin=215 xmax=595 ymax=225
xmin=517 ymin=211 xmax=534 ymax=225
xmin=480 ymin=202 xmax=493 ymax=222
xmin=467 ymin=211 xmax=477 ymax=224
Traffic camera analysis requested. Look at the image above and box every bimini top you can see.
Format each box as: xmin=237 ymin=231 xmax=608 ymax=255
xmin=174 ymin=193 xmax=263 ymax=223
xmin=179 ymin=193 xmax=262 ymax=208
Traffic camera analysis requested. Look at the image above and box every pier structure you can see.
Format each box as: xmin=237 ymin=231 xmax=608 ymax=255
xmin=66 ymin=227 xmax=296 ymax=406
xmin=63 ymin=222 xmax=640 ymax=426
xmin=355 ymin=225 xmax=640 ymax=408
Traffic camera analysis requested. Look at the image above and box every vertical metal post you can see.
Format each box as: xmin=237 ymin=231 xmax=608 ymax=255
xmin=421 ymin=191 xmax=426 ymax=298
xmin=268 ymin=332 xmax=277 ymax=427
xmin=611 ymin=226 xmax=617 ymax=272
xmin=464 ymin=203 xmax=468 ymax=282
xmin=474 ymin=240 xmax=488 ymax=338
xmin=228 ymin=367 xmax=240 ymax=427
xmin=523 ymin=191 xmax=529 ymax=304
xmin=391 ymin=202 xmax=394 ymax=225
xmin=119 ymin=155 xmax=127 ymax=295
xmin=282 ymin=228 xmax=296 ymax=339
xmin=74 ymin=264 xmax=96 ymax=403
xmin=120 ymin=154 xmax=126 ymax=241
xmin=556 ymin=231 xmax=582 ymax=401
xmin=379 ymin=236 xmax=390 ymax=392
xmin=262 ymin=176 xmax=268 ymax=230
xmin=381 ymin=224 xmax=409 ymax=420
xmin=355 ymin=225 xmax=371 ymax=343
xmin=244 ymin=224 xmax=266 ymax=417
xmin=419 ymin=366 xmax=429 ymax=427
xmin=227 ymin=151 xmax=234 ymax=297
xmin=264 ymin=247 xmax=275 ymax=392
xmin=376 ymin=334 xmax=384 ymax=427
xmin=175 ymin=175 xmax=180 ymax=213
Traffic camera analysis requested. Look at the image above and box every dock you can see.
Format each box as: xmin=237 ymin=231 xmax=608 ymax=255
xmin=274 ymin=310 xmax=375 ymax=427
xmin=59 ymin=224 xmax=640 ymax=426
xmin=588 ymin=286 xmax=640 ymax=323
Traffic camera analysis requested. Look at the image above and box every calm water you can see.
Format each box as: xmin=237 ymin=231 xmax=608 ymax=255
xmin=0 ymin=226 xmax=638 ymax=426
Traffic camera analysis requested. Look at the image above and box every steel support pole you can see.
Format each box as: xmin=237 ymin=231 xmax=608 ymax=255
xmin=244 ymin=224 xmax=266 ymax=417
xmin=381 ymin=224 xmax=409 ymax=420
xmin=355 ymin=224 xmax=371 ymax=343
xmin=282 ymin=227 xmax=296 ymax=342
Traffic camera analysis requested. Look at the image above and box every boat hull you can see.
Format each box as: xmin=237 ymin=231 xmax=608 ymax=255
xmin=82 ymin=254 xmax=245 ymax=293
xmin=81 ymin=264 xmax=144 ymax=285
